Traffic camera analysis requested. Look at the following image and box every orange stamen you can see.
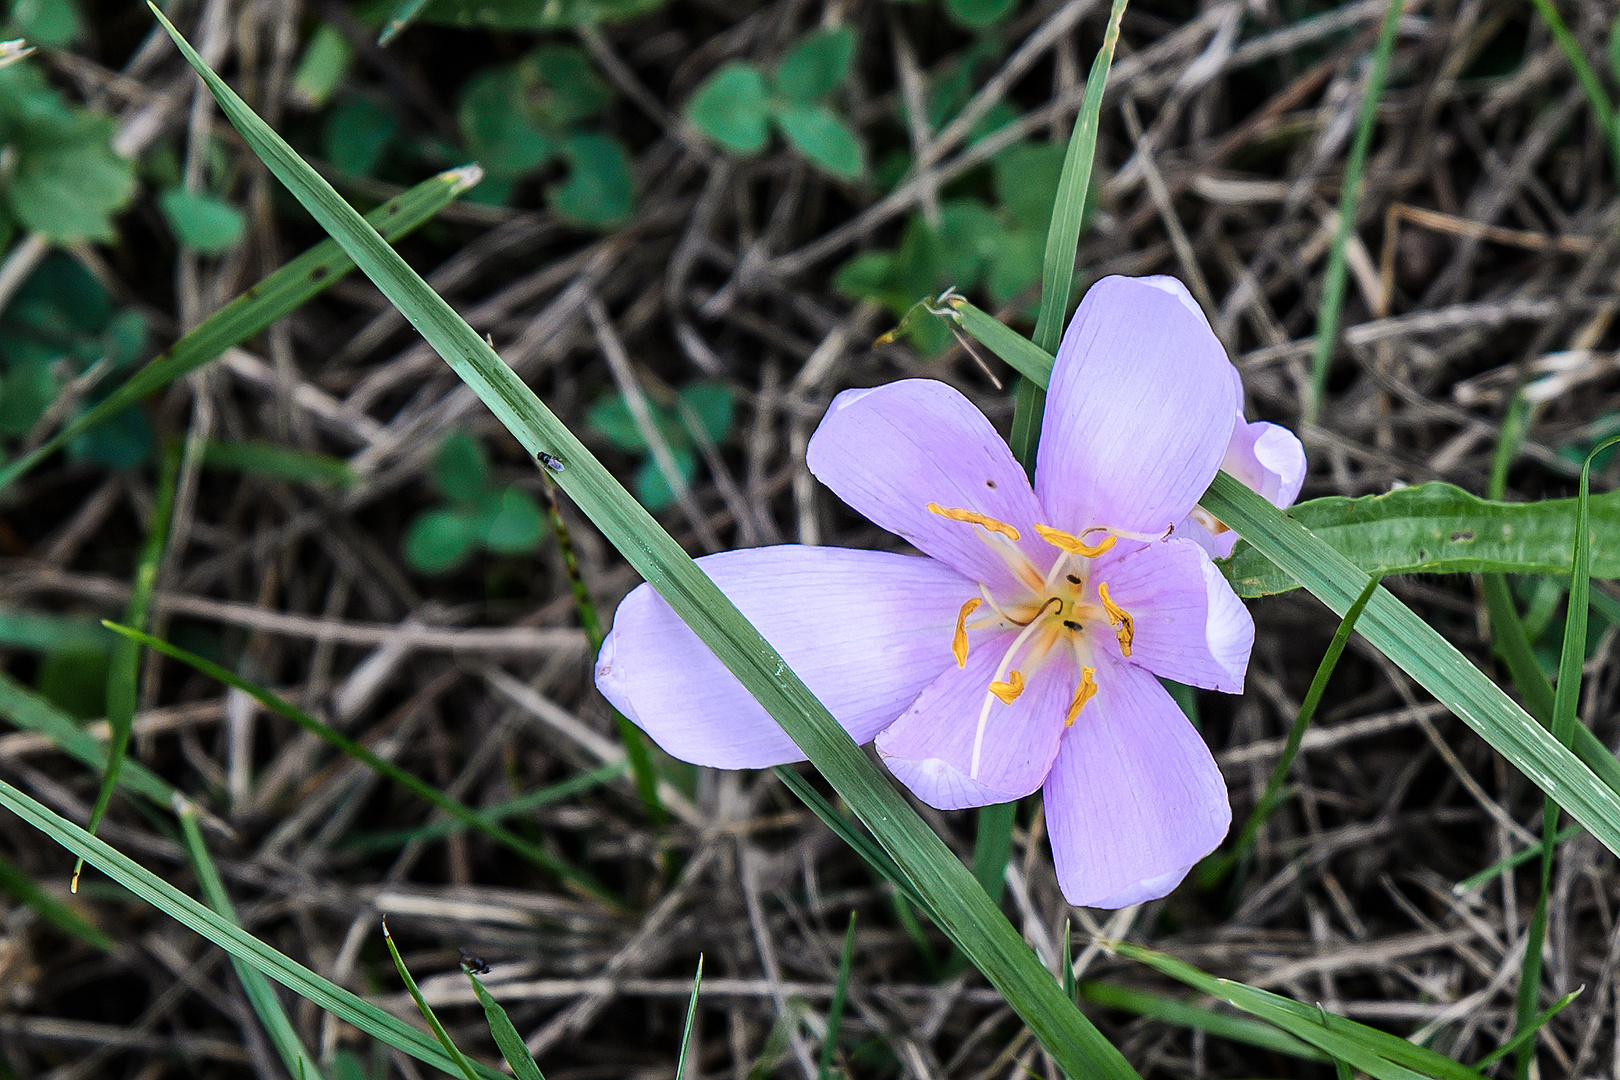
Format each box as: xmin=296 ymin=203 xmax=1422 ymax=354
xmin=1033 ymin=523 xmax=1117 ymax=557
xmin=1097 ymin=582 xmax=1134 ymax=657
xmin=1065 ymin=667 xmax=1098 ymax=725
xmin=988 ymin=670 xmax=1025 ymax=705
xmin=952 ymin=598 xmax=982 ymax=668
xmin=927 ymin=502 xmax=1021 ymax=540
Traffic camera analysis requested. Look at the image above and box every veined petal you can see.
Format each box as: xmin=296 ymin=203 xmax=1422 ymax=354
xmin=876 ymin=639 xmax=1072 ymax=810
xmin=1091 ymin=538 xmax=1253 ymax=693
xmin=1035 ymin=276 xmax=1237 ymax=536
xmin=1043 ymin=658 xmax=1231 ymax=908
xmin=1223 ymin=419 xmax=1306 ymax=508
xmin=806 ymin=379 xmax=1050 ymax=595
xmin=596 ymin=546 xmax=969 ymax=769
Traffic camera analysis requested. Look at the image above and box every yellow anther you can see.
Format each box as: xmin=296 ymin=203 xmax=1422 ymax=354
xmin=988 ymin=670 xmax=1025 ymax=705
xmin=1033 ymin=523 xmax=1116 ymax=557
xmin=1097 ymin=582 xmax=1134 ymax=657
xmin=927 ymin=502 xmax=1021 ymax=540
xmin=1065 ymin=667 xmax=1098 ymax=726
xmin=952 ymin=598 xmax=982 ymax=668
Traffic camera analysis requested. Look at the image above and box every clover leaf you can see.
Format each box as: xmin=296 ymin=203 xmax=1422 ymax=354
xmin=403 ymin=430 xmax=547 ymax=575
xmin=586 ymin=380 xmax=735 ymax=512
xmin=686 ymin=28 xmax=866 ymax=179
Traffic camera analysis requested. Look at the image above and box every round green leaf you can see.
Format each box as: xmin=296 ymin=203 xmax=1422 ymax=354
xmin=483 ymin=487 xmax=545 ymax=554
xmin=403 ymin=509 xmax=478 ymax=574
xmin=433 ymin=430 xmax=490 ymax=498
xmin=687 ymin=63 xmax=771 ymax=155
xmin=158 ymin=188 xmax=246 ymax=254
xmin=323 ymin=96 xmax=399 ymax=179
xmin=943 ymin=0 xmax=1017 ymax=29
xmin=9 ymin=0 xmax=80 ymax=46
xmin=635 ymin=444 xmax=697 ymax=512
xmin=585 ymin=392 xmax=646 ymax=452
xmin=676 ymin=381 xmax=735 ymax=444
xmin=527 ymin=45 xmax=611 ymax=128
xmin=458 ymin=67 xmax=556 ymax=181
xmin=772 ymin=102 xmax=864 ymax=179
xmin=772 ymin=27 xmax=856 ymax=103
xmin=549 ymin=132 xmax=634 ymax=229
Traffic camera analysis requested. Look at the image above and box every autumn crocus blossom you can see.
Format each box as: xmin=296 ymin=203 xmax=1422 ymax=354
xmin=596 ymin=275 xmax=1297 ymax=908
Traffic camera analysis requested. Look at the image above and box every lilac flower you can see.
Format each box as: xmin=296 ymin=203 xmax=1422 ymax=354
xmin=596 ymin=275 xmax=1281 ymax=908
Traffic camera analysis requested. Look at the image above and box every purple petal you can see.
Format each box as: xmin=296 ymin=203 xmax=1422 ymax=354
xmin=1035 ymin=276 xmax=1238 ymax=537
xmin=876 ymin=641 xmax=1074 ymax=810
xmin=1043 ymin=658 xmax=1231 ymax=908
xmin=1091 ymin=538 xmax=1253 ymax=693
xmin=807 ymin=380 xmax=1051 ymax=594
xmin=596 ymin=546 xmax=970 ymax=769
xmin=1223 ymin=420 xmax=1306 ymax=508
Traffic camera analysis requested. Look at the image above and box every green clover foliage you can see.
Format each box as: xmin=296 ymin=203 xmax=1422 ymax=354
xmin=686 ymin=28 xmax=866 ymax=180
xmin=585 ymin=380 xmax=735 ymax=512
xmin=403 ymin=430 xmax=546 ymax=575
xmin=455 ymin=44 xmax=634 ymax=228
xmin=0 ymin=254 xmax=152 ymax=466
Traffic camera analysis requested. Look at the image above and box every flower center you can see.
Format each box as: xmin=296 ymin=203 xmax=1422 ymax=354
xmin=925 ymin=502 xmax=1140 ymax=780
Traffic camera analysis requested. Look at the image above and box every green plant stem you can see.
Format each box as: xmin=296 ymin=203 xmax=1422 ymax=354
xmin=75 ymin=443 xmax=178 ymax=890
xmin=1208 ymin=570 xmax=1383 ymax=890
xmin=103 ymin=621 xmax=624 ymax=909
xmin=1307 ymin=0 xmax=1405 ymax=424
xmin=541 ymin=479 xmax=663 ymax=824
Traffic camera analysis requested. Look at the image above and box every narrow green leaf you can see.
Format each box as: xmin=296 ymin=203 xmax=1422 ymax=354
xmin=0 ymin=777 xmax=507 ymax=1080
xmin=76 ymin=445 xmax=177 ymax=889
xmin=103 ymin=621 xmax=623 ymax=908
xmin=0 ymin=672 xmax=175 ymax=807
xmin=1076 ymin=981 xmax=1329 ymax=1063
xmin=1453 ymin=825 xmax=1579 ymax=894
xmin=971 ymin=800 xmax=1016 ymax=902
xmin=149 ymin=12 xmax=1142 ymax=1078
xmin=943 ymin=296 xmax=1053 ymax=383
xmin=0 ymin=849 xmax=114 ymax=953
xmin=178 ymin=804 xmax=327 ymax=1080
xmin=1219 ymin=483 xmax=1620 ymax=597
xmin=1528 ymin=0 xmax=1620 ymax=176
xmin=0 ymin=167 xmax=479 ymax=497
xmin=1307 ymin=0 xmax=1404 ymax=422
xmin=466 ymin=968 xmax=546 ymax=1080
xmin=1477 ymin=989 xmax=1581 ymax=1070
xmin=1031 ymin=0 xmax=1127 ymax=355
xmin=200 ymin=439 xmax=355 ymax=487
xmin=675 ymin=957 xmax=703 ymax=1080
xmin=384 ymin=920 xmax=482 ymax=1080
xmin=820 ymin=915 xmax=856 ymax=1080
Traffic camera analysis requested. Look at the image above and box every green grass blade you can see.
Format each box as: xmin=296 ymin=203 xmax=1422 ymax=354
xmin=820 ymin=914 xmax=856 ymax=1080
xmin=943 ymin=297 xmax=1054 ymax=384
xmin=1076 ymin=981 xmax=1329 ymax=1063
xmin=0 ymin=849 xmax=114 ymax=953
xmin=1203 ymin=472 xmax=1620 ymax=862
xmin=178 ymin=802 xmax=328 ymax=1080
xmin=675 ymin=956 xmax=703 ymax=1080
xmin=1516 ymin=435 xmax=1617 ymax=1078
xmin=772 ymin=766 xmax=929 ymax=914
xmin=0 ymin=777 xmax=507 ymax=1080
xmin=541 ymin=482 xmax=663 ymax=823
xmin=148 ymin=12 xmax=1142 ymax=1077
xmin=1116 ymin=943 xmax=1482 ymax=1080
xmin=1527 ymin=0 xmax=1620 ymax=174
xmin=103 ymin=621 xmax=621 ymax=907
xmin=344 ymin=761 xmax=625 ymax=852
xmin=0 ymin=168 xmax=476 ymax=497
xmin=0 ymin=672 xmax=176 ymax=807
xmin=1207 ymin=571 xmax=1383 ymax=888
xmin=200 ymin=439 xmax=355 ymax=488
xmin=466 ymin=968 xmax=547 ymax=1080
xmin=77 ymin=445 xmax=178 ymax=890
xmin=384 ymin=920 xmax=482 ymax=1080
xmin=1307 ymin=0 xmax=1404 ymax=423
xmin=378 ymin=0 xmax=434 ymax=44
xmin=1476 ymin=990 xmax=1580 ymax=1071
xmin=971 ymin=800 xmax=1016 ymax=903
xmin=1031 ymin=0 xmax=1127 ymax=353
xmin=1453 ymin=825 xmax=1579 ymax=894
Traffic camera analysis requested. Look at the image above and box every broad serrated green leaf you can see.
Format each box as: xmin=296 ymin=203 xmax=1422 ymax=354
xmin=6 ymin=111 xmax=134 ymax=243
xmin=150 ymin=12 xmax=1142 ymax=1077
xmin=688 ymin=62 xmax=770 ymax=155
xmin=1218 ymin=483 xmax=1620 ymax=597
xmin=773 ymin=101 xmax=864 ymax=179
xmin=772 ymin=27 xmax=856 ymax=103
xmin=159 ymin=188 xmax=246 ymax=253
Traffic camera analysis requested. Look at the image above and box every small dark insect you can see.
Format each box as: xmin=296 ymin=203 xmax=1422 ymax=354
xmin=459 ymin=948 xmax=491 ymax=975
xmin=537 ymin=452 xmax=565 ymax=474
